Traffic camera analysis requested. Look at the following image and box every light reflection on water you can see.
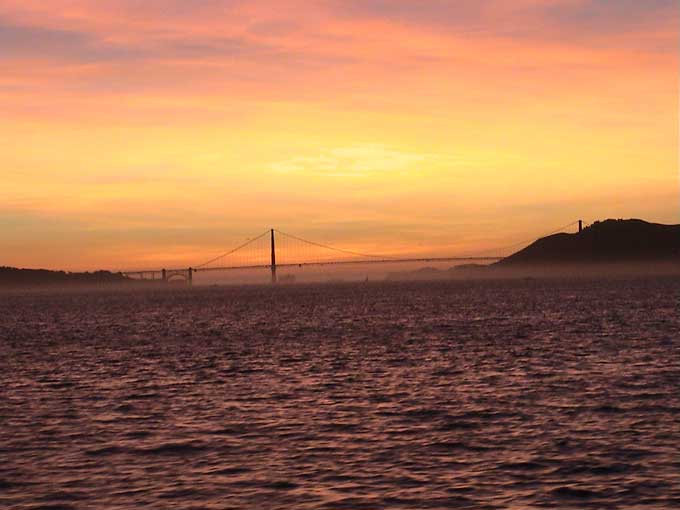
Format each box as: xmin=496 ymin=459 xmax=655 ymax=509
xmin=1 ymin=279 xmax=679 ymax=509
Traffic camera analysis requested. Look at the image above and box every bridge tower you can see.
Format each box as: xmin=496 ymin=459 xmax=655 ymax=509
xmin=578 ymin=220 xmax=583 ymax=233
xmin=188 ymin=268 xmax=193 ymax=286
xmin=270 ymin=229 xmax=277 ymax=284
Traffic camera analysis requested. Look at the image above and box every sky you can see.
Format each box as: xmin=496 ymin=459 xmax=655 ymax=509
xmin=1 ymin=0 xmax=678 ymax=271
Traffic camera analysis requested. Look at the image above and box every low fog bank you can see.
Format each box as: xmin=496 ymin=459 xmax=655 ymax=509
xmin=3 ymin=263 xmax=680 ymax=294
xmin=196 ymin=260 xmax=680 ymax=286
xmin=388 ymin=260 xmax=680 ymax=281
xmin=194 ymin=261 xmax=469 ymax=286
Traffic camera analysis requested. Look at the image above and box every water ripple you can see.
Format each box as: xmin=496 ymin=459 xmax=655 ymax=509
xmin=1 ymin=279 xmax=679 ymax=509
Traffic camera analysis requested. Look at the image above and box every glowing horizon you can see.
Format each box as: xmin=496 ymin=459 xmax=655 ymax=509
xmin=1 ymin=0 xmax=678 ymax=271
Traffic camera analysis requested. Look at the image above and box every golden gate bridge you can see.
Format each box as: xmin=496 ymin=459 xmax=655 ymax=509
xmin=122 ymin=222 xmax=582 ymax=284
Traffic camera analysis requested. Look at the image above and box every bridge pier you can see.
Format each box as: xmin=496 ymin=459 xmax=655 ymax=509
xmin=270 ymin=229 xmax=277 ymax=284
xmin=188 ymin=268 xmax=193 ymax=286
xmin=162 ymin=269 xmax=167 ymax=282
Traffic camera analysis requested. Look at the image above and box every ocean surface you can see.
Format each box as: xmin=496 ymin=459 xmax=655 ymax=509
xmin=1 ymin=278 xmax=679 ymax=509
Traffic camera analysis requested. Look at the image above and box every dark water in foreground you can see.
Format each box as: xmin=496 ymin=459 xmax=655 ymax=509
xmin=1 ymin=279 xmax=679 ymax=509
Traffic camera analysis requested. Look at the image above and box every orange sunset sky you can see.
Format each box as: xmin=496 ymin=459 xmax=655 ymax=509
xmin=1 ymin=0 xmax=678 ymax=271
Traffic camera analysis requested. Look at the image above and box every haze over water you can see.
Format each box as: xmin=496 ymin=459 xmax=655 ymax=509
xmin=2 ymin=278 xmax=679 ymax=509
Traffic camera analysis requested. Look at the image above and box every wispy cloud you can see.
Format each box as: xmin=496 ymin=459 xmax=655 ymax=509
xmin=331 ymin=0 xmax=678 ymax=45
xmin=271 ymin=144 xmax=432 ymax=177
xmin=0 ymin=1 xmax=676 ymax=268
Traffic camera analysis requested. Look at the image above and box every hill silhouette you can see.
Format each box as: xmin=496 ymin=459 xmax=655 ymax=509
xmin=497 ymin=219 xmax=680 ymax=266
xmin=389 ymin=219 xmax=680 ymax=280
xmin=0 ymin=267 xmax=132 ymax=288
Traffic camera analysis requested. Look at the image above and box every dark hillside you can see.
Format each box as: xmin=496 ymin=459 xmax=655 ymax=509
xmin=0 ymin=267 xmax=131 ymax=287
xmin=498 ymin=219 xmax=680 ymax=266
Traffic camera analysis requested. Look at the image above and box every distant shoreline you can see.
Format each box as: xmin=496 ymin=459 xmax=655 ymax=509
xmin=0 ymin=266 xmax=138 ymax=289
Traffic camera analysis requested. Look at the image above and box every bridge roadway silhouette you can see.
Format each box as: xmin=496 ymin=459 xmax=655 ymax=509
xmin=122 ymin=223 xmax=581 ymax=284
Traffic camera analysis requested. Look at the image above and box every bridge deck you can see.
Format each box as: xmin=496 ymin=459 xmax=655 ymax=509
xmin=122 ymin=256 xmax=501 ymax=276
xmin=196 ymin=256 xmax=501 ymax=272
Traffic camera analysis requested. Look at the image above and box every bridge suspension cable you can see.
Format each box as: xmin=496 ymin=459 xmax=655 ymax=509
xmin=473 ymin=220 xmax=581 ymax=257
xmin=192 ymin=220 xmax=580 ymax=271
xmin=194 ymin=230 xmax=270 ymax=269
xmin=273 ymin=229 xmax=398 ymax=261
